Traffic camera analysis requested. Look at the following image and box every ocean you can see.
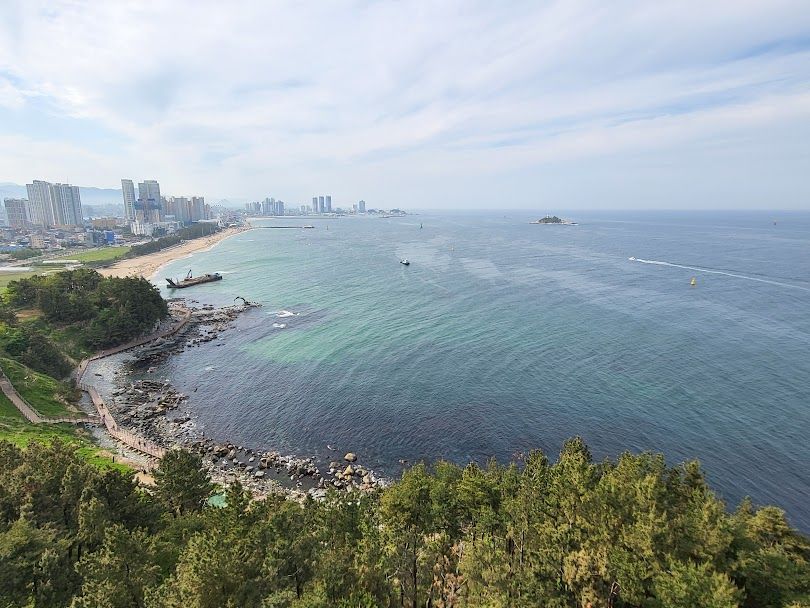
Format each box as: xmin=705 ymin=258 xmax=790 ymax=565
xmin=155 ymin=211 xmax=810 ymax=529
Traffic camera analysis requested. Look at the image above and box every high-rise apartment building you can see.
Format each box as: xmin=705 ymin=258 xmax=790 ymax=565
xmin=325 ymin=195 xmax=332 ymax=213
xmin=121 ymin=179 xmax=136 ymax=220
xmin=24 ymin=180 xmax=83 ymax=226
xmin=4 ymin=198 xmax=28 ymax=228
xmin=51 ymin=183 xmax=83 ymax=226
xmin=312 ymin=197 xmax=318 ymax=213
xmin=358 ymin=200 xmax=366 ymax=213
xmin=25 ymin=180 xmax=54 ymax=226
xmin=318 ymin=196 xmax=325 ymax=213
xmin=190 ymin=197 xmax=204 ymax=221
xmin=137 ymin=180 xmax=161 ymax=223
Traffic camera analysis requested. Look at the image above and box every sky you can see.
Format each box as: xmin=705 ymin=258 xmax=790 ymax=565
xmin=1 ymin=1 xmax=809 ymax=210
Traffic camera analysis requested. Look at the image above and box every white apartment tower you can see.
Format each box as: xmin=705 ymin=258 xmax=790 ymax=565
xmin=51 ymin=183 xmax=83 ymax=226
xmin=121 ymin=179 xmax=136 ymax=220
xmin=24 ymin=180 xmax=83 ymax=227
xmin=25 ymin=180 xmax=53 ymax=226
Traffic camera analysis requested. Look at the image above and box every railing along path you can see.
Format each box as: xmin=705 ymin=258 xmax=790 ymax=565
xmin=74 ymin=305 xmax=192 ymax=461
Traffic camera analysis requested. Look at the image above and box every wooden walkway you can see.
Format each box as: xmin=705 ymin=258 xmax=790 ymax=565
xmin=74 ymin=305 xmax=192 ymax=462
xmin=75 ymin=305 xmax=192 ymax=385
xmin=80 ymin=384 xmax=166 ymax=459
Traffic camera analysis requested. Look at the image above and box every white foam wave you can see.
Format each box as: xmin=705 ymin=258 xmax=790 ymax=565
xmin=272 ymin=322 xmax=287 ymax=329
xmin=629 ymin=257 xmax=810 ymax=292
xmin=276 ymin=310 xmax=298 ymax=318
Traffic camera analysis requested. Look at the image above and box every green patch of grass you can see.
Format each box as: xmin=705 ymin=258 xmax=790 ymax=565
xmin=0 ymin=389 xmax=24 ymax=421
xmin=0 ymin=357 xmax=76 ymax=417
xmin=68 ymin=246 xmax=131 ymax=263
xmin=0 ymin=270 xmax=42 ymax=290
xmin=0 ymin=392 xmax=127 ymax=471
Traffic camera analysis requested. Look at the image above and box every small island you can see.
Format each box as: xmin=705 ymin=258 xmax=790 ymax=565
xmin=530 ymin=215 xmax=577 ymax=225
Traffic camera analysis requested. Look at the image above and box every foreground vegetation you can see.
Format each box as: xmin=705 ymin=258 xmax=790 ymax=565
xmin=1 ymin=439 xmax=807 ymax=608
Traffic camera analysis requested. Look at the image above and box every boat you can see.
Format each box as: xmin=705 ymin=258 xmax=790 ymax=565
xmin=400 ymin=259 xmax=410 ymax=266
xmin=690 ymin=277 xmax=697 ymax=287
xmin=166 ymin=269 xmax=222 ymax=289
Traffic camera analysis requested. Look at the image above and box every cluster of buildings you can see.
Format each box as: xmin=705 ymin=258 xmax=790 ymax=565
xmin=2 ymin=180 xmax=113 ymax=251
xmin=0 ymin=177 xmax=226 ymax=255
xmin=244 ymin=198 xmax=286 ymax=216
xmin=121 ymin=179 xmax=211 ymax=236
xmin=4 ymin=180 xmax=84 ymax=229
xmin=245 ymin=195 xmax=370 ymax=216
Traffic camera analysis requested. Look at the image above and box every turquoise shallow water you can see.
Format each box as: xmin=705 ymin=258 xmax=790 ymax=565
xmin=156 ymin=211 xmax=810 ymax=529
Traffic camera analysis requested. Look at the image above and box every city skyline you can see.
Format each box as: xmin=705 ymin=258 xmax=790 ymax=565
xmin=1 ymin=2 xmax=809 ymax=209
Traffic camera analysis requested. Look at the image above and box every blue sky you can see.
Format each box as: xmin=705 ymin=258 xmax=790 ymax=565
xmin=1 ymin=1 xmax=809 ymax=209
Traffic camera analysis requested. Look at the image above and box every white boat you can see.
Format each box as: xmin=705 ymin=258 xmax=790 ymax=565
xmin=400 ymin=259 xmax=410 ymax=266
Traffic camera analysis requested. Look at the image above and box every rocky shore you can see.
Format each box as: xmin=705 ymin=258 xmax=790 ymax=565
xmin=93 ymin=298 xmax=386 ymax=501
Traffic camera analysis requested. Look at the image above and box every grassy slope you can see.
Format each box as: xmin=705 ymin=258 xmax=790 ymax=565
xmin=0 ymin=392 xmax=125 ymax=470
xmin=0 ymin=357 xmax=76 ymax=417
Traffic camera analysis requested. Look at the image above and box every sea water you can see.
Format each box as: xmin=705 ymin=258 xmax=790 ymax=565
xmin=156 ymin=211 xmax=810 ymax=529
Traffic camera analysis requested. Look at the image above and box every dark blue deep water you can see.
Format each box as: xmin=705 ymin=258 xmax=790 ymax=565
xmin=157 ymin=211 xmax=810 ymax=529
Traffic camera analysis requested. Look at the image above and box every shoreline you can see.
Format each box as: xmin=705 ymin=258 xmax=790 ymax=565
xmin=80 ymin=300 xmax=385 ymax=500
xmin=98 ymin=225 xmax=250 ymax=280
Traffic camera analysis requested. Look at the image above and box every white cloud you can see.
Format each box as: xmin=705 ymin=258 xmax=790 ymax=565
xmin=0 ymin=0 xmax=809 ymax=208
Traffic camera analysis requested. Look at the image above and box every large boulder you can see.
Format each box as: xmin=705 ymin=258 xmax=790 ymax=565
xmin=343 ymin=465 xmax=355 ymax=478
xmin=344 ymin=452 xmax=357 ymax=462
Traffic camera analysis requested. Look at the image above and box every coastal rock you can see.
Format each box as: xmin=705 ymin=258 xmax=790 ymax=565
xmin=343 ymin=465 xmax=354 ymax=478
xmin=344 ymin=452 xmax=357 ymax=462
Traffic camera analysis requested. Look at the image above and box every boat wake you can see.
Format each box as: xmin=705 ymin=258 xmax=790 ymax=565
xmin=276 ymin=310 xmax=298 ymax=318
xmin=629 ymin=257 xmax=810 ymax=292
xmin=272 ymin=323 xmax=287 ymax=329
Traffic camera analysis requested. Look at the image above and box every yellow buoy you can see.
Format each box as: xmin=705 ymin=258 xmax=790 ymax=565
xmin=690 ymin=277 xmax=697 ymax=287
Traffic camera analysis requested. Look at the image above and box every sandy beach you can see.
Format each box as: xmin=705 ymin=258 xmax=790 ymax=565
xmin=99 ymin=226 xmax=249 ymax=279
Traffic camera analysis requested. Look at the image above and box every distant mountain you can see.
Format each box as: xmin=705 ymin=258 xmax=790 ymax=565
xmin=0 ymin=182 xmax=26 ymax=200
xmin=0 ymin=182 xmax=122 ymax=204
xmin=78 ymin=186 xmax=123 ymax=205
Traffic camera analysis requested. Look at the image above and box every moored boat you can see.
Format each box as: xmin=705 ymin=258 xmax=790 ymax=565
xmin=166 ymin=270 xmax=223 ymax=289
